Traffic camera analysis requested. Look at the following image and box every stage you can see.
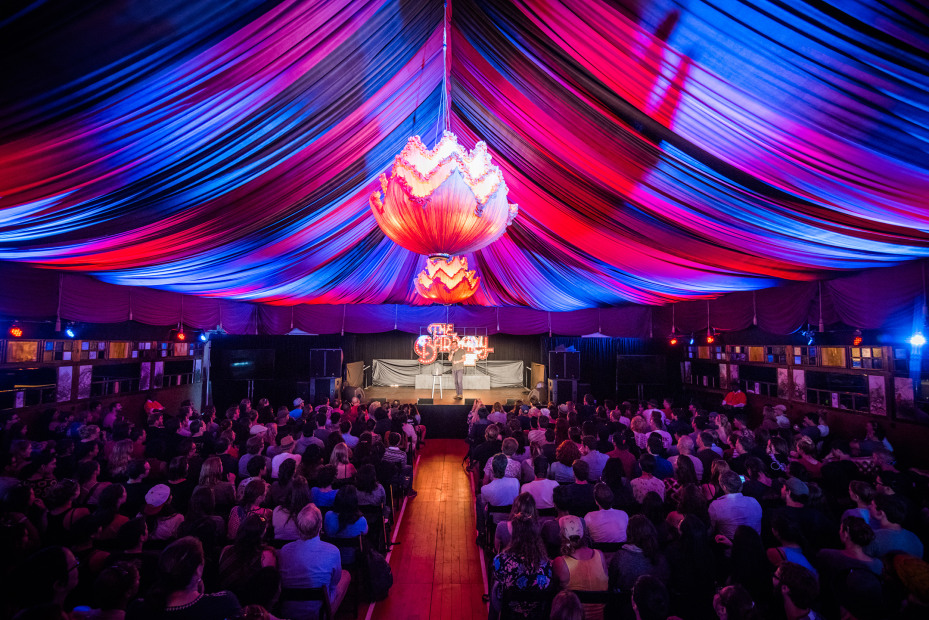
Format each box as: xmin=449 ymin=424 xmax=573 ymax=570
xmin=363 ymin=386 xmax=532 ymax=438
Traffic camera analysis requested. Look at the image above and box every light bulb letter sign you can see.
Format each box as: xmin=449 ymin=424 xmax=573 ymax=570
xmin=414 ymin=323 xmax=493 ymax=365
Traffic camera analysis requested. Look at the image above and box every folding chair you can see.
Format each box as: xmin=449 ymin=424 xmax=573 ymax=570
xmin=485 ymin=504 xmax=512 ymax=548
xmin=322 ymin=534 xmax=365 ymax=617
xmin=278 ymin=586 xmax=332 ymax=620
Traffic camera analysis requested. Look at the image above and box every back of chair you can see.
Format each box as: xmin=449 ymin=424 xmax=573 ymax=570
xmin=279 ymin=586 xmax=332 ymax=620
xmin=589 ymin=541 xmax=624 ymax=554
xmin=536 ymin=507 xmax=557 ymax=518
xmin=499 ymin=587 xmax=555 ymax=620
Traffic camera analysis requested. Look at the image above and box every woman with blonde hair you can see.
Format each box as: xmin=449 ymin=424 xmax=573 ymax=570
xmin=630 ymin=415 xmax=650 ymax=450
xmin=703 ymin=459 xmax=731 ymax=501
xmin=330 ymin=442 xmax=356 ymax=481
xmin=194 ymin=455 xmax=236 ymax=513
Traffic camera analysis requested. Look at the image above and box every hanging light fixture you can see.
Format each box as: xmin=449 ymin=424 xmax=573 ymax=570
xmin=414 ymin=254 xmax=479 ymax=304
xmin=668 ymin=305 xmax=679 ymax=345
xmin=369 ymin=0 xmax=517 ymax=304
xmin=852 ymin=329 xmax=863 ymax=346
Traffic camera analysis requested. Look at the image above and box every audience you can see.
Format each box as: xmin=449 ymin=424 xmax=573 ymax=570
xmin=4 ymin=388 xmax=929 ymax=620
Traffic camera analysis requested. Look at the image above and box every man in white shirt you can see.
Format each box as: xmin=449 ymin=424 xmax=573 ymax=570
xmin=520 ymin=457 xmax=559 ymax=509
xmin=477 ymin=454 xmax=520 ymax=536
xmin=708 ymin=471 xmax=762 ymax=541
xmin=584 ymin=483 xmax=629 ymax=543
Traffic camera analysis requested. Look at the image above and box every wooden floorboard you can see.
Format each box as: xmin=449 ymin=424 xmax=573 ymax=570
xmin=369 ymin=439 xmax=487 ymax=620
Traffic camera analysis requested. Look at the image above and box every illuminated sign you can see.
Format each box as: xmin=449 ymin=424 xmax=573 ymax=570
xmin=414 ymin=323 xmax=493 ymax=364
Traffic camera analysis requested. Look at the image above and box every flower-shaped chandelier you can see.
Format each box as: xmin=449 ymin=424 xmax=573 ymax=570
xmin=370 ymin=131 xmax=518 ymax=304
xmin=369 ymin=1 xmax=517 ymax=304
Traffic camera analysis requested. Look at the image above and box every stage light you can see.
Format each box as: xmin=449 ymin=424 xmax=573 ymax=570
xmin=910 ymin=332 xmax=926 ymax=347
xmin=668 ymin=335 xmax=678 ymax=346
xmin=852 ymin=329 xmax=862 ymax=346
xmin=199 ymin=332 xmax=208 ymax=342
xmin=64 ymin=323 xmax=76 ymax=338
xmin=801 ymin=326 xmax=816 ymax=346
xmin=176 ymin=330 xmax=187 ymax=341
xmin=689 ymin=334 xmax=695 ymax=345
xmin=9 ymin=323 xmax=23 ymax=338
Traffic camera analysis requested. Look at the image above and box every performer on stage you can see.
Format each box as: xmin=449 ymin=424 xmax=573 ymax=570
xmin=451 ymin=341 xmax=466 ymax=399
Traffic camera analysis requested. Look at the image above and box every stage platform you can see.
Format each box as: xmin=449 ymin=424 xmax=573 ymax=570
xmin=363 ymin=386 xmax=531 ymax=438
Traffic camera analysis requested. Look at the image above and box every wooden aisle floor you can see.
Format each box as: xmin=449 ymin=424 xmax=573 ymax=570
xmin=368 ymin=439 xmax=488 ymax=620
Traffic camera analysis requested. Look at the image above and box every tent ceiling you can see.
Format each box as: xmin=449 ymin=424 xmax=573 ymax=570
xmin=2 ymin=0 xmax=928 ymax=311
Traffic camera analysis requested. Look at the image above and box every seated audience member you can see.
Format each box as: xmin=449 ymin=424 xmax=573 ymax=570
xmin=553 ymin=515 xmax=609 ymax=620
xmin=610 ymin=515 xmax=670 ymax=594
xmin=355 ymin=463 xmax=388 ymax=508
xmin=228 ymin=479 xmax=270 ymax=539
xmin=722 ymin=383 xmax=747 ymax=409
xmin=272 ymin=475 xmax=311 ymax=542
xmin=549 ymin=441 xmax=582 ymax=485
xmin=841 ymin=480 xmax=874 ymax=525
xmin=521 ymin=456 xmax=559 ymax=510
xmin=269 ymin=435 xmax=300 ymax=480
xmin=178 ymin=486 xmax=225 ymax=556
xmin=491 ymin=497 xmax=553 ymax=619
xmin=631 ymin=454 xmax=666 ymax=504
xmin=279 ymin=504 xmax=350 ymax=618
xmin=330 ymin=442 xmax=356 ymax=481
xmin=126 ymin=536 xmax=240 ymax=620
xmin=668 ymin=435 xmax=704 ymax=482
xmin=268 ymin=457 xmax=297 ymax=506
xmin=482 ymin=437 xmax=522 ymax=483
xmin=770 ymin=477 xmax=835 ymax=554
xmin=310 ymin=464 xmax=339 ymax=509
xmin=584 ymin=483 xmax=629 ymax=543
xmin=89 ymin=560 xmax=141 ymax=620
xmin=217 ymin=514 xmax=277 ymax=604
xmin=866 ymin=493 xmax=924 ymax=559
xmin=562 ymin=460 xmax=597 ymax=517
xmin=580 ymin=435 xmax=609 ymax=481
xmin=631 ymin=575 xmax=671 ymax=620
xmin=141 ymin=484 xmax=185 ymax=541
xmin=477 ymin=454 xmax=520 ymax=537
xmin=237 ymin=436 xmax=266 ymax=479
xmin=708 ymin=471 xmax=761 ymax=541
xmin=766 ymin=514 xmax=817 ymax=576
xmin=712 ymin=584 xmax=756 ymax=620
xmin=194 ymin=456 xmax=237 ymax=514
xmin=773 ymin=561 xmax=820 ymax=620
xmin=323 ymin=485 xmax=368 ymax=564
xmin=493 ymin=492 xmax=539 ymax=553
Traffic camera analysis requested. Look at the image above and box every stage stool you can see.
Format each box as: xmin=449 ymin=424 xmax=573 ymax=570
xmin=431 ymin=364 xmax=443 ymax=399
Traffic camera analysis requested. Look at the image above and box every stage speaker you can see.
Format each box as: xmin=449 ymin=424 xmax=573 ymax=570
xmin=548 ymin=378 xmax=577 ymax=405
xmin=464 ymin=398 xmax=476 ymax=406
xmin=309 ymin=377 xmax=341 ymax=405
xmin=310 ymin=349 xmax=343 ymax=378
xmin=417 ymin=398 xmax=433 ymax=405
xmin=548 ymin=351 xmax=580 ymax=380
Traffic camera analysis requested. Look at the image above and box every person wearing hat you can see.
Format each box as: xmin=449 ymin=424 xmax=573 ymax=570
xmin=142 ymin=484 xmax=184 ymax=541
xmin=270 ymin=435 xmax=301 ymax=479
xmin=289 ymin=397 xmax=304 ymax=420
xmin=769 ymin=477 xmax=834 ymax=554
xmin=553 ymin=515 xmax=608 ymax=620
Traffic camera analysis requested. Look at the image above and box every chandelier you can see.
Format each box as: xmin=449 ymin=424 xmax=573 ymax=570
xmin=368 ymin=1 xmax=516 ymax=304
